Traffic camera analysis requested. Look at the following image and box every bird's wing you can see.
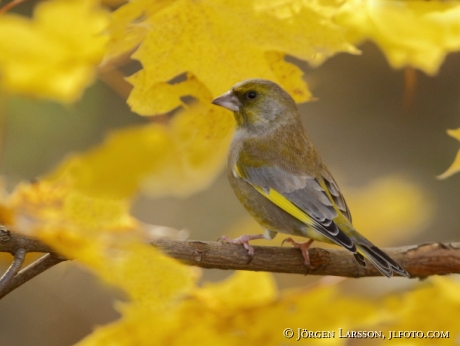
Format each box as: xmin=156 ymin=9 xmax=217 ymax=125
xmin=234 ymin=163 xmax=356 ymax=252
xmin=320 ymin=170 xmax=353 ymax=223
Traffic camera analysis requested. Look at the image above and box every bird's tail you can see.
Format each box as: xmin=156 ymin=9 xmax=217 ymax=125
xmin=354 ymin=243 xmax=409 ymax=278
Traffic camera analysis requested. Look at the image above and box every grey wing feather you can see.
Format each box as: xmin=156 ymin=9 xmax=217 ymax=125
xmin=241 ymin=165 xmax=355 ymax=251
xmin=321 ymin=172 xmax=352 ymax=223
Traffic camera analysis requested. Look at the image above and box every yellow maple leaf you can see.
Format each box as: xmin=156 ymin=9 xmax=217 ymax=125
xmin=45 ymin=96 xmax=234 ymax=199
xmin=3 ymin=178 xmax=196 ymax=310
xmin=192 ymin=271 xmax=277 ymax=312
xmin=77 ymin=270 xmax=381 ymax=346
xmin=335 ymin=0 xmax=460 ymax=75
xmin=6 ymin=180 xmax=137 ymax=235
xmin=438 ymin=128 xmax=460 ymax=179
xmin=53 ymin=0 xmax=359 ymax=200
xmin=0 ymin=0 xmax=109 ymax=102
xmin=382 ymin=277 xmax=460 ymax=345
xmin=0 ymin=179 xmax=197 ymax=345
xmin=107 ymin=0 xmax=358 ymax=115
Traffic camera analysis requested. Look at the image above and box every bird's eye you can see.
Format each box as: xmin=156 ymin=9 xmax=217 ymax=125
xmin=245 ymin=91 xmax=257 ymax=100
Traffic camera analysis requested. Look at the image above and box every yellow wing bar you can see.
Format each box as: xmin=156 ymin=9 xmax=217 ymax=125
xmin=234 ymin=163 xmax=316 ymax=227
xmin=234 ymin=164 xmax=314 ymax=226
xmin=254 ymin=186 xmax=315 ymax=227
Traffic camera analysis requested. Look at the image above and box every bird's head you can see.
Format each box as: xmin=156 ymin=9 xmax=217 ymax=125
xmin=212 ymin=79 xmax=298 ymax=131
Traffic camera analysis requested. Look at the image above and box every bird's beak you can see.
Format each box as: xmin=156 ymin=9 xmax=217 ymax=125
xmin=211 ymin=91 xmax=241 ymax=112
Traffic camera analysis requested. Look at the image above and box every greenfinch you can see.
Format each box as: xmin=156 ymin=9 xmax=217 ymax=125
xmin=212 ymin=79 xmax=409 ymax=278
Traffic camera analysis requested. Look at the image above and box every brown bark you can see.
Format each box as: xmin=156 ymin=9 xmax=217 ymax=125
xmin=152 ymin=239 xmax=460 ymax=278
xmin=1 ymin=228 xmax=459 ymax=299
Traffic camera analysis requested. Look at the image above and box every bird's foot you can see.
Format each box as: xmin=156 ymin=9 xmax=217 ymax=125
xmin=282 ymin=238 xmax=314 ymax=272
xmin=217 ymin=234 xmax=265 ymax=259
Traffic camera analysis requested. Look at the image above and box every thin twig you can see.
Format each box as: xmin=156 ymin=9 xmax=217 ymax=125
xmin=0 ymin=0 xmax=26 ymax=15
xmin=0 ymin=253 xmax=65 ymax=299
xmin=0 ymin=228 xmax=65 ymax=299
xmin=0 ymin=248 xmax=26 ymax=291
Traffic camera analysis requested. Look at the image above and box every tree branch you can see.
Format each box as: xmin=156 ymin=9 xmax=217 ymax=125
xmin=0 ymin=253 xmax=65 ymax=299
xmin=0 ymin=248 xmax=26 ymax=291
xmin=0 ymin=228 xmax=65 ymax=299
xmin=1 ymin=227 xmax=460 ymax=299
xmin=0 ymin=228 xmax=55 ymax=254
xmin=151 ymin=239 xmax=460 ymax=278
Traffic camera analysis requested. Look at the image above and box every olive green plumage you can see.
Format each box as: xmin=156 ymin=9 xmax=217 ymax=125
xmin=212 ymin=79 xmax=409 ymax=278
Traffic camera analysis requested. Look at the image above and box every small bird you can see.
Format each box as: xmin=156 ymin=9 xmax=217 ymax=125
xmin=211 ymin=79 xmax=409 ymax=278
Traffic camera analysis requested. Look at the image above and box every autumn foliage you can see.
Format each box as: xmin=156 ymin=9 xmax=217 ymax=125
xmin=0 ymin=0 xmax=460 ymax=344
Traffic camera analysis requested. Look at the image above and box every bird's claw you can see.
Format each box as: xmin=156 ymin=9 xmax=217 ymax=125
xmin=217 ymin=234 xmax=266 ymax=261
xmin=217 ymin=235 xmax=232 ymax=243
xmin=282 ymin=237 xmax=314 ymax=274
xmin=281 ymin=237 xmax=294 ymax=247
